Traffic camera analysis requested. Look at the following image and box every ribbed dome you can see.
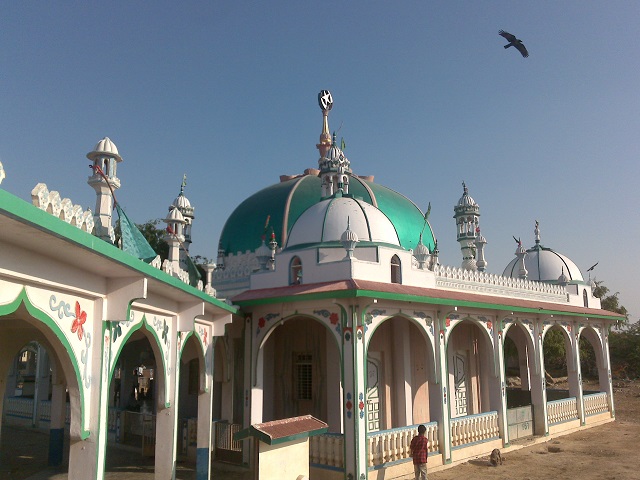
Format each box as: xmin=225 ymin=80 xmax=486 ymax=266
xmin=503 ymin=244 xmax=584 ymax=283
xmin=457 ymin=184 xmax=476 ymax=207
xmin=87 ymin=137 xmax=122 ymax=162
xmin=218 ymin=172 xmax=435 ymax=256
xmin=173 ymin=193 xmax=192 ymax=209
xmin=286 ymin=196 xmax=399 ymax=248
xmin=166 ymin=206 xmax=185 ymax=223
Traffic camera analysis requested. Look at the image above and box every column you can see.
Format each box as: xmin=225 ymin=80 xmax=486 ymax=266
xmin=196 ymin=341 xmax=215 ymax=480
xmin=435 ymin=314 xmax=452 ymax=463
xmin=531 ymin=321 xmax=548 ymax=435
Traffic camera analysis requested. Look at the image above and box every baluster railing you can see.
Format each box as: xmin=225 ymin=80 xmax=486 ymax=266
xmin=450 ymin=411 xmax=499 ymax=447
xmin=547 ymin=397 xmax=578 ymax=424
xmin=584 ymin=392 xmax=608 ymax=416
xmin=366 ymin=422 xmax=438 ymax=467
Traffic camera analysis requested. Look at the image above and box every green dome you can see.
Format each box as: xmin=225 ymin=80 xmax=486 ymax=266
xmin=217 ymin=172 xmax=435 ymax=256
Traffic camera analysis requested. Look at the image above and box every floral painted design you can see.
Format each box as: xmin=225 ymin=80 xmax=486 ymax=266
xmin=330 ymin=313 xmax=339 ymax=325
xmin=71 ymin=301 xmax=87 ymax=341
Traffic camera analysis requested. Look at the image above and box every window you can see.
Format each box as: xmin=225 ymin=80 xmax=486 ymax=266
xmin=391 ymin=255 xmax=401 ymax=284
xmin=290 ymin=256 xmax=302 ymax=285
xmin=294 ymin=353 xmax=313 ymax=400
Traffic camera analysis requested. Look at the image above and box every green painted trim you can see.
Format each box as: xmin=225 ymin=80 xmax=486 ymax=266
xmin=236 ymin=426 xmax=328 ymax=445
xmin=235 ymin=287 xmax=622 ymax=321
xmin=141 ymin=314 xmax=171 ymax=409
xmin=0 ymin=288 xmax=90 ymax=439
xmin=0 ymin=189 xmax=236 ymax=314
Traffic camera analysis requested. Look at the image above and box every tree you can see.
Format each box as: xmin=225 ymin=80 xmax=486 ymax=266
xmin=136 ymin=219 xmax=169 ymax=262
xmin=593 ymin=279 xmax=629 ymax=326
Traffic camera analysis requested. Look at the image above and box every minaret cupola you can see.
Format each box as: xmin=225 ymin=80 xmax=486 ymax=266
xmin=172 ymin=174 xmax=195 ymax=247
xmin=453 ymin=182 xmax=480 ymax=270
xmin=87 ymin=137 xmax=123 ymax=242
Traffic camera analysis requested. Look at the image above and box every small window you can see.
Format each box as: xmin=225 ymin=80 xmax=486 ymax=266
xmin=583 ymin=289 xmax=589 ymax=308
xmin=290 ymin=256 xmax=302 ymax=285
xmin=294 ymin=353 xmax=313 ymax=400
xmin=391 ymin=255 xmax=401 ymax=284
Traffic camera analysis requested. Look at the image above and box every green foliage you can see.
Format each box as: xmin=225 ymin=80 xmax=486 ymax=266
xmin=609 ymin=321 xmax=640 ymax=379
xmin=543 ymin=329 xmax=567 ymax=375
xmin=136 ymin=219 xmax=169 ymax=262
xmin=593 ymin=279 xmax=629 ymax=326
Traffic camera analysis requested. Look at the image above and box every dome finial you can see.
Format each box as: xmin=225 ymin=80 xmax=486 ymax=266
xmin=180 ymin=174 xmax=187 ymax=195
xmin=317 ymin=90 xmax=333 ymax=158
xmin=534 ymin=219 xmax=540 ymax=244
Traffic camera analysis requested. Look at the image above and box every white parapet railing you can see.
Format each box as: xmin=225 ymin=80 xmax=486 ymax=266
xmin=584 ymin=392 xmax=609 ymax=416
xmin=547 ymin=397 xmax=578 ymax=425
xmin=367 ymin=422 xmax=438 ymax=467
xmin=310 ymin=432 xmax=344 ymax=469
xmin=450 ymin=411 xmax=499 ymax=448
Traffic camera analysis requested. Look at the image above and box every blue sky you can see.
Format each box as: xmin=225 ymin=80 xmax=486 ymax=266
xmin=1 ymin=1 xmax=638 ymax=322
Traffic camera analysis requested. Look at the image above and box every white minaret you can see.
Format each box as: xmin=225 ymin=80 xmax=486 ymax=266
xmin=453 ymin=182 xmax=480 ymax=270
xmin=163 ymin=206 xmax=185 ymax=272
xmin=171 ymin=174 xmax=195 ymax=271
xmin=475 ymin=227 xmax=488 ymax=272
xmin=87 ymin=137 xmax=122 ymax=242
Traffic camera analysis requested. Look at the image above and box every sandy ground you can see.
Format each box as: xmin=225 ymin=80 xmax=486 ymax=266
xmin=430 ymin=379 xmax=640 ymax=480
xmin=2 ymin=380 xmax=638 ymax=479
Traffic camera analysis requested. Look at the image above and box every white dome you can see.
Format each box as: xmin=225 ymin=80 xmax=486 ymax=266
xmin=165 ymin=206 xmax=185 ymax=223
xmin=173 ymin=193 xmax=192 ymax=209
xmin=286 ymin=196 xmax=400 ymax=248
xmin=503 ymin=245 xmax=584 ymax=283
xmin=87 ymin=137 xmax=122 ymax=162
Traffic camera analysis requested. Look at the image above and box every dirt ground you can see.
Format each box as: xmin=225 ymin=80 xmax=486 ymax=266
xmin=2 ymin=380 xmax=639 ymax=479
xmin=431 ymin=379 xmax=640 ymax=480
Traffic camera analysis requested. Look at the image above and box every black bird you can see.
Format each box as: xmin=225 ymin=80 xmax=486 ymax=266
xmin=587 ymin=262 xmax=598 ymax=272
xmin=499 ymin=30 xmax=529 ymax=58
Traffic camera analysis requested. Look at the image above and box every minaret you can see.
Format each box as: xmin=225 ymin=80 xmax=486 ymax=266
xmin=317 ymin=90 xmax=351 ymax=198
xmin=163 ymin=206 xmax=185 ymax=272
xmin=171 ymin=174 xmax=195 ymax=270
xmin=87 ymin=137 xmax=122 ymax=242
xmin=515 ymin=237 xmax=528 ymax=279
xmin=453 ymin=182 xmax=480 ymax=270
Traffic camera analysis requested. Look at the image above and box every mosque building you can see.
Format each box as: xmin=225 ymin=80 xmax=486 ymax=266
xmin=0 ymin=91 xmax=622 ymax=479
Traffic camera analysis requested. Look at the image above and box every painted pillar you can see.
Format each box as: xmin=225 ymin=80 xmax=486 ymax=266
xmin=96 ymin=319 xmax=112 ymax=479
xmin=393 ymin=321 xmax=412 ymax=425
xmin=435 ymin=314 xmax=452 ymax=464
xmin=494 ymin=320 xmax=509 ymax=446
xmin=49 ymin=381 xmax=67 ymax=466
xmin=196 ymin=339 xmax=214 ymax=480
xmin=245 ymin=315 xmax=257 ymax=466
xmin=531 ymin=322 xmax=549 ymax=435
xmin=155 ymin=353 xmax=178 ymax=479
xmin=342 ymin=305 xmax=367 ymax=480
xmin=568 ymin=324 xmax=585 ymax=425
xmin=326 ymin=332 xmax=343 ymax=432
xmin=601 ymin=327 xmax=615 ymax=417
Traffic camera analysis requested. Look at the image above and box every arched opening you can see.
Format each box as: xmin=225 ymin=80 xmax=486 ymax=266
xmin=583 ymin=289 xmax=589 ymax=308
xmin=261 ymin=317 xmax=341 ymax=432
xmin=1 ymin=305 xmax=81 ymax=477
xmin=106 ymin=328 xmax=163 ymax=471
xmin=446 ymin=319 xmax=497 ymax=417
xmin=503 ymin=323 xmax=536 ymax=408
xmin=579 ymin=328 xmax=607 ymax=393
xmin=390 ymin=255 xmax=401 ymax=284
xmin=290 ymin=256 xmax=302 ymax=285
xmin=543 ymin=326 xmax=572 ymax=400
xmin=366 ymin=317 xmax=437 ymax=431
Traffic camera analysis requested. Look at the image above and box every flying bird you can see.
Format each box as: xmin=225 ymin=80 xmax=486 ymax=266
xmin=499 ymin=30 xmax=529 ymax=58
xmin=587 ymin=262 xmax=599 ymax=272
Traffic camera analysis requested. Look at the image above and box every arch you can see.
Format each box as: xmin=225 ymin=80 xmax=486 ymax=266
xmin=0 ymin=290 xmax=86 ymax=437
xmin=290 ymin=256 xmax=302 ymax=285
xmin=257 ymin=314 xmax=342 ymax=430
xmin=542 ymin=324 xmax=574 ymax=400
xmin=579 ymin=326 xmax=607 ymax=392
xmin=390 ymin=254 xmax=401 ymax=284
xmin=446 ymin=317 xmax=497 ymax=417
xmin=583 ymin=289 xmax=589 ymax=308
xmin=366 ymin=315 xmax=438 ymax=430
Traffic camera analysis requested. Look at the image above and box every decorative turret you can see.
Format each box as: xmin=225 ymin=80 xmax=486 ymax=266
xmin=163 ymin=206 xmax=185 ymax=271
xmin=514 ymin=237 xmax=528 ymax=279
xmin=316 ymin=90 xmax=352 ymax=198
xmin=453 ymin=182 xmax=480 ymax=270
xmin=341 ymin=217 xmax=359 ymax=259
xmin=474 ymin=227 xmax=488 ymax=272
xmin=87 ymin=137 xmax=122 ymax=242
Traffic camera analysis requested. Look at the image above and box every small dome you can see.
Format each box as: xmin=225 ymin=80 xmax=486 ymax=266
xmin=340 ymin=219 xmax=359 ymax=244
xmin=173 ymin=193 xmax=192 ymax=209
xmin=503 ymin=244 xmax=584 ymax=283
xmin=87 ymin=137 xmax=122 ymax=162
xmin=165 ymin=206 xmax=185 ymax=223
xmin=457 ymin=183 xmax=476 ymax=207
xmin=286 ymin=196 xmax=400 ymax=249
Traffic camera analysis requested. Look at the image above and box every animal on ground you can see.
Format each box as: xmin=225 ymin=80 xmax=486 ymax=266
xmin=489 ymin=448 xmax=503 ymax=466
xmin=499 ymin=30 xmax=529 ymax=58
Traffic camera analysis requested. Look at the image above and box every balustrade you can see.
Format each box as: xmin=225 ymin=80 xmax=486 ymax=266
xmin=547 ymin=397 xmax=578 ymax=424
xmin=584 ymin=392 xmax=609 ymax=416
xmin=366 ymin=422 xmax=438 ymax=467
xmin=309 ymin=433 xmax=344 ymax=468
xmin=450 ymin=411 xmax=499 ymax=447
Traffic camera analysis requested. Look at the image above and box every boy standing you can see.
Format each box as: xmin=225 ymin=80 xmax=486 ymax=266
xmin=410 ymin=424 xmax=428 ymax=480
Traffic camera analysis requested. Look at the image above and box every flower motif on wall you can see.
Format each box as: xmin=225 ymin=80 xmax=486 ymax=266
xmin=161 ymin=319 xmax=169 ymax=344
xmin=486 ymin=321 xmax=493 ymax=330
xmin=203 ymin=329 xmax=208 ymax=347
xmin=71 ymin=301 xmax=87 ymax=341
xmin=111 ymin=322 xmax=122 ymax=343
xmin=346 ymin=392 xmax=353 ymax=419
xmin=330 ymin=313 xmax=339 ymax=325
xmin=358 ymin=393 xmax=365 ymax=419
